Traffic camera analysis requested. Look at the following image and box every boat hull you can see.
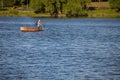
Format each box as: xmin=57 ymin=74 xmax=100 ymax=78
xmin=20 ymin=27 xmax=43 ymax=32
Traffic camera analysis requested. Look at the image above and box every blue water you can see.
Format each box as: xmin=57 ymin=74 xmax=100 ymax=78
xmin=0 ymin=17 xmax=120 ymax=80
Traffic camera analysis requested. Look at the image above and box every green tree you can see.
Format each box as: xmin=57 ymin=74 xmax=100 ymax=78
xmin=59 ymin=0 xmax=67 ymax=13
xmin=34 ymin=2 xmax=46 ymax=13
xmin=29 ymin=0 xmax=90 ymax=16
xmin=14 ymin=0 xmax=21 ymax=6
xmin=47 ymin=0 xmax=67 ymax=17
xmin=64 ymin=0 xmax=90 ymax=17
xmin=30 ymin=0 xmax=46 ymax=13
xmin=0 ymin=0 xmax=15 ymax=8
xmin=109 ymin=0 xmax=120 ymax=12
xmin=21 ymin=0 xmax=30 ymax=5
xmin=30 ymin=0 xmax=41 ymax=10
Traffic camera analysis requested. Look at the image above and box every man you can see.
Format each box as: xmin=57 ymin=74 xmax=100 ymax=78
xmin=36 ymin=19 xmax=43 ymax=29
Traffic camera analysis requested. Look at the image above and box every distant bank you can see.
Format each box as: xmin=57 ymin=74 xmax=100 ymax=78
xmin=0 ymin=9 xmax=120 ymax=18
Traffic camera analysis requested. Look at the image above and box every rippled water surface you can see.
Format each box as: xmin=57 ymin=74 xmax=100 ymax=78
xmin=0 ymin=17 xmax=120 ymax=80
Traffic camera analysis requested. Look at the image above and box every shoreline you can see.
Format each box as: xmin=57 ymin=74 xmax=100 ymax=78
xmin=0 ymin=10 xmax=120 ymax=18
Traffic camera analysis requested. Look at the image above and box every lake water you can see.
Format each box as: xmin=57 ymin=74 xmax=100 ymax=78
xmin=0 ymin=17 xmax=120 ymax=80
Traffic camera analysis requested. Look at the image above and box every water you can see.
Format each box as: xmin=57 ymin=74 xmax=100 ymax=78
xmin=0 ymin=17 xmax=120 ymax=80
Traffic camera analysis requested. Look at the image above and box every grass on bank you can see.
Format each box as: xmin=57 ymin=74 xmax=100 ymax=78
xmin=88 ymin=9 xmax=120 ymax=18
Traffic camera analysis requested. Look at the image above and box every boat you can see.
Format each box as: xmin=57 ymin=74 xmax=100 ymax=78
xmin=20 ymin=27 xmax=43 ymax=32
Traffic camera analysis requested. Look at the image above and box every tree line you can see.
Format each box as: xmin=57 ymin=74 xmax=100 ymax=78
xmin=109 ymin=0 xmax=120 ymax=12
xmin=30 ymin=0 xmax=120 ymax=16
xmin=30 ymin=0 xmax=90 ymax=17
xmin=0 ymin=0 xmax=120 ymax=16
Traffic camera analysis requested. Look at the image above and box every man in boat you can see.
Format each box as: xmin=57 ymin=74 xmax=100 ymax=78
xmin=36 ymin=19 xmax=43 ymax=29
